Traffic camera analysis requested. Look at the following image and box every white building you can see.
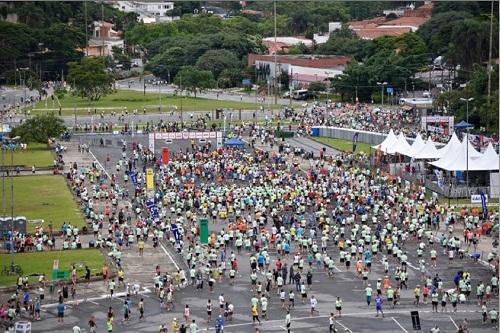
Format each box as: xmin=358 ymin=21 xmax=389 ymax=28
xmin=114 ymin=1 xmax=177 ymax=23
xmin=313 ymin=22 xmax=342 ymax=45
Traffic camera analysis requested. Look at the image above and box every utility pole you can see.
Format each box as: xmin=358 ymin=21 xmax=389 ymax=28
xmin=101 ymin=1 xmax=105 ymax=57
xmin=273 ymin=0 xmax=278 ymax=105
xmin=486 ymin=0 xmax=494 ymax=132
xmin=84 ymin=0 xmax=88 ymax=56
xmin=460 ymin=97 xmax=474 ymax=195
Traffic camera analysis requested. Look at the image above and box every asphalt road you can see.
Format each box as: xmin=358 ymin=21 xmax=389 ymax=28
xmin=23 ymin=135 xmax=496 ymax=333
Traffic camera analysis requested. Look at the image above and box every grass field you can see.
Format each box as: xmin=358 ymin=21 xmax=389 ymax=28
xmin=0 ymin=249 xmax=105 ymax=287
xmin=314 ymin=137 xmax=372 ymax=154
xmin=3 ymin=143 xmax=53 ymax=168
xmin=33 ymin=90 xmax=279 ymax=116
xmin=0 ymin=175 xmax=85 ymax=232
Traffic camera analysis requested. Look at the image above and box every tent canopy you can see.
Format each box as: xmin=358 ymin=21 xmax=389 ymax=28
xmin=472 ymin=143 xmax=500 ymax=171
xmin=372 ymin=129 xmax=397 ymax=154
xmin=454 ymin=120 xmax=474 ymax=129
xmin=224 ymin=137 xmax=245 ymax=148
xmin=413 ymin=137 xmax=442 ymax=160
xmin=429 ymin=137 xmax=483 ymax=171
xmin=391 ymin=132 xmax=412 ymax=155
xmin=401 ymin=133 xmax=425 ymax=157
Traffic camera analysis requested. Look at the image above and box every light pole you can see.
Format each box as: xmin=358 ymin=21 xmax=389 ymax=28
xmin=460 ymin=97 xmax=474 ymax=193
xmin=377 ymin=82 xmax=387 ymax=107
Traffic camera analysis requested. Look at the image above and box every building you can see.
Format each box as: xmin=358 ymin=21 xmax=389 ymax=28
xmin=262 ymin=37 xmax=313 ymax=55
xmin=248 ymin=54 xmax=350 ymax=86
xmin=83 ymin=21 xmax=124 ymax=57
xmin=313 ymin=22 xmax=342 ymax=44
xmin=114 ymin=1 xmax=176 ymax=23
xmin=349 ymin=2 xmax=432 ymax=40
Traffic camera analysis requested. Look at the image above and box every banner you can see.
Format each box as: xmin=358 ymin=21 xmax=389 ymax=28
xmin=146 ymin=168 xmax=154 ymax=190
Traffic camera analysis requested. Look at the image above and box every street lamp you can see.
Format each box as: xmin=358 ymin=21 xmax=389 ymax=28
xmin=16 ymin=68 xmax=29 ymax=116
xmin=377 ymin=82 xmax=388 ymax=107
xmin=460 ymin=97 xmax=474 ymax=193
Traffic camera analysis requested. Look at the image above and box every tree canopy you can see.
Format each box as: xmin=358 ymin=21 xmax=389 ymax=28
xmin=67 ymin=57 xmax=114 ymax=101
xmin=174 ymin=66 xmax=216 ymax=97
xmin=10 ymin=113 xmax=66 ymax=143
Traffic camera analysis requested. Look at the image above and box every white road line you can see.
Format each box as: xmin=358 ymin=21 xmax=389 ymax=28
xmin=160 ymin=242 xmax=180 ymax=270
xmin=89 ymin=149 xmax=111 ymax=179
xmin=333 ymin=265 xmax=342 ymax=273
xmin=278 ymin=325 xmax=292 ymax=332
xmin=391 ymin=317 xmax=409 ymax=333
xmin=88 ymin=300 xmax=99 ymax=305
xmin=336 ymin=320 xmax=352 ymax=333
xmin=449 ymin=315 xmax=459 ymax=329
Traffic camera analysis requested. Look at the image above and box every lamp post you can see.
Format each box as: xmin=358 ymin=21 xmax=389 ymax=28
xmin=377 ymin=82 xmax=388 ymax=107
xmin=460 ymin=97 xmax=474 ymax=194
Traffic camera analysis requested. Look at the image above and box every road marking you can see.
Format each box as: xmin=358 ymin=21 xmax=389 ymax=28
xmin=41 ymin=289 xmax=151 ymax=308
xmin=88 ymin=149 xmax=111 ymax=179
xmin=278 ymin=325 xmax=292 ymax=332
xmin=336 ymin=320 xmax=352 ymax=332
xmin=88 ymin=300 xmax=99 ymax=305
xmin=391 ymin=317 xmax=409 ymax=333
xmin=333 ymin=265 xmax=342 ymax=273
xmin=160 ymin=242 xmax=180 ymax=271
xmin=449 ymin=315 xmax=459 ymax=329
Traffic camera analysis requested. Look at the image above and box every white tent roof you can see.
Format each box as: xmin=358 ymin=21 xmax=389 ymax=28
xmin=436 ymin=132 xmax=461 ymax=161
xmin=471 ymin=143 xmax=499 ymax=171
xmin=372 ymin=129 xmax=398 ymax=153
xmin=391 ymin=132 xmax=412 ymax=155
xmin=401 ymin=133 xmax=425 ymax=157
xmin=413 ymin=137 xmax=442 ymax=159
xmin=429 ymin=137 xmax=483 ymax=171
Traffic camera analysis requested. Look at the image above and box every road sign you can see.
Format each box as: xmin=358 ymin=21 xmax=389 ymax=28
xmin=199 ymin=219 xmax=209 ymax=244
xmin=242 ymin=79 xmax=251 ymax=85
xmin=386 ymin=87 xmax=394 ymax=95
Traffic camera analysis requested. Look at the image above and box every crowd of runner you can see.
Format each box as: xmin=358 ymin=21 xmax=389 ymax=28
xmin=1 ymin=127 xmax=498 ymax=333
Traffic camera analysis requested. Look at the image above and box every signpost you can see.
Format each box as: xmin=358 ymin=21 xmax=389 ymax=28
xmin=199 ymin=219 xmax=208 ymax=244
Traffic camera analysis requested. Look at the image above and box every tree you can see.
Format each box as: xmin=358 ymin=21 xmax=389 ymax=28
xmin=196 ymin=49 xmax=240 ymax=79
xmin=174 ymin=66 xmax=216 ymax=97
xmin=67 ymin=57 xmax=113 ymax=101
xmin=10 ymin=113 xmax=66 ymax=143
xmin=147 ymin=47 xmax=187 ymax=80
xmin=308 ymin=81 xmax=327 ymax=92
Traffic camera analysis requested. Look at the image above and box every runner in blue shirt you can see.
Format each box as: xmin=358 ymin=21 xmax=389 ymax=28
xmin=375 ymin=294 xmax=384 ymax=318
xmin=215 ymin=315 xmax=224 ymax=333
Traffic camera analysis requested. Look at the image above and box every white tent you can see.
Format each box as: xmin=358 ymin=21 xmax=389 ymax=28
xmin=401 ymin=133 xmax=425 ymax=157
xmin=390 ymin=132 xmax=412 ymax=155
xmin=471 ymin=143 xmax=499 ymax=171
xmin=436 ymin=132 xmax=461 ymax=161
xmin=372 ymin=129 xmax=397 ymax=153
xmin=429 ymin=137 xmax=482 ymax=171
xmin=413 ymin=137 xmax=442 ymax=160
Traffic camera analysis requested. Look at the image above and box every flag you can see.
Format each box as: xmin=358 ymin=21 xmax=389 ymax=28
xmin=146 ymin=198 xmax=159 ymax=218
xmin=480 ymin=191 xmax=488 ymax=220
xmin=352 ymin=132 xmax=359 ymax=152
xmin=434 ymin=169 xmax=444 ymax=189
xmin=128 ymin=171 xmax=137 ymax=186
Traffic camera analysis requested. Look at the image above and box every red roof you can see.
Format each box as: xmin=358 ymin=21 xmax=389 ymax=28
xmin=353 ymin=27 xmax=412 ymax=40
xmin=248 ymin=54 xmax=351 ymax=68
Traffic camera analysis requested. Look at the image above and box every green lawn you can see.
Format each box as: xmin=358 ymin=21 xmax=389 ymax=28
xmin=4 ymin=143 xmax=53 ymax=168
xmin=0 ymin=249 xmax=105 ymax=287
xmin=0 ymin=175 xmax=85 ymax=233
xmin=314 ymin=137 xmax=372 ymax=154
xmin=33 ymin=90 xmax=280 ymax=115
